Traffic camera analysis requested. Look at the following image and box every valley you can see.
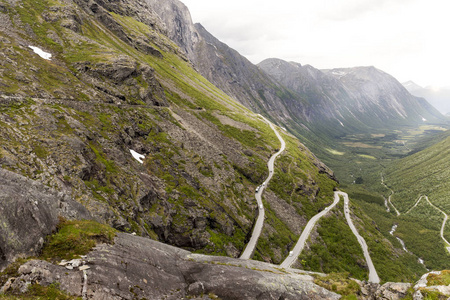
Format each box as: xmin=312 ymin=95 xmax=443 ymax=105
xmin=316 ymin=126 xmax=450 ymax=271
xmin=0 ymin=0 xmax=449 ymax=298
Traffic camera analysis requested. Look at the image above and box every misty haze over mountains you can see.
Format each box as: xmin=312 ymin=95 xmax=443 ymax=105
xmin=403 ymin=81 xmax=450 ymax=115
xmin=0 ymin=0 xmax=449 ymax=298
xmin=150 ymin=0 xmax=446 ymax=137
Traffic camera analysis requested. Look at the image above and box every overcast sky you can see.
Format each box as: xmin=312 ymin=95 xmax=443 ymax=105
xmin=181 ymin=0 xmax=450 ymax=88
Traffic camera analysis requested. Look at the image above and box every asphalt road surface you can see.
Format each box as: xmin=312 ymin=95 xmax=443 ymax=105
xmin=340 ymin=191 xmax=380 ymax=283
xmin=240 ymin=117 xmax=286 ymax=259
xmin=279 ymin=192 xmax=340 ymax=268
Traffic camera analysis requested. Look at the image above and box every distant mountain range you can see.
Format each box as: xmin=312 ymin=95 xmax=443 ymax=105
xmin=148 ymin=0 xmax=446 ymax=142
xmin=402 ymin=81 xmax=450 ymax=116
xmin=1 ymin=0 xmax=449 ymax=297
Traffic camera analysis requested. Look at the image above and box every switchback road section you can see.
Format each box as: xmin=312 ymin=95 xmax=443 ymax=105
xmin=240 ymin=117 xmax=286 ymax=259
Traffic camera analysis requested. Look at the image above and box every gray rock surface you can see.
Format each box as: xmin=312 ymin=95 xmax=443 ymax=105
xmin=259 ymin=58 xmax=444 ymax=128
xmin=0 ymin=168 xmax=91 ymax=271
xmin=145 ymin=0 xmax=199 ymax=60
xmin=3 ymin=232 xmax=340 ymax=299
xmin=376 ymin=282 xmax=412 ymax=300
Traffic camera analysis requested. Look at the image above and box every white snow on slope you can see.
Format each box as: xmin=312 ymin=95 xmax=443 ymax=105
xmin=130 ymin=149 xmax=145 ymax=164
xmin=28 ymin=46 xmax=52 ymax=60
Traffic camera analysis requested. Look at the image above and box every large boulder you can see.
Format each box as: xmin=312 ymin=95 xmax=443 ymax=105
xmin=0 ymin=168 xmax=91 ymax=271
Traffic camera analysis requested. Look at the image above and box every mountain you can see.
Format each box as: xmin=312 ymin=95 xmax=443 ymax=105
xmin=402 ymin=80 xmax=423 ymax=92
xmin=0 ymin=0 xmax=342 ymax=269
xmin=147 ymin=2 xmax=446 ymax=152
xmin=403 ymin=81 xmax=450 ymax=115
xmin=259 ymin=59 xmax=445 ymax=130
xmin=382 ymin=130 xmax=450 ymax=269
xmin=0 ymin=0 xmax=448 ymax=298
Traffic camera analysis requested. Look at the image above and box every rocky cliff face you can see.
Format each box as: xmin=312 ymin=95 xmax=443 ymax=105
xmin=259 ymin=58 xmax=445 ymax=130
xmin=192 ymin=24 xmax=294 ymax=121
xmin=0 ymin=0 xmax=338 ymax=269
xmin=2 ymin=233 xmax=341 ymax=299
xmin=0 ymin=168 xmax=91 ymax=270
xmin=144 ymin=0 xmax=199 ymax=61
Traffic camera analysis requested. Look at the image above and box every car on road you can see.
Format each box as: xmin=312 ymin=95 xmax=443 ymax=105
xmin=255 ymin=186 xmax=260 ymax=193
xmin=259 ymin=204 xmax=263 ymax=209
xmin=289 ymin=251 xmax=293 ymax=257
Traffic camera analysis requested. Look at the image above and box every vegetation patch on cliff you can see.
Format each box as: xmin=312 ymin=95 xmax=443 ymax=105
xmin=40 ymin=219 xmax=116 ymax=262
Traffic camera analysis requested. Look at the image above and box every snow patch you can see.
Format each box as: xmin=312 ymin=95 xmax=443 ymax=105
xmin=28 ymin=46 xmax=52 ymax=60
xmin=130 ymin=149 xmax=145 ymax=164
xmin=331 ymin=70 xmax=347 ymax=78
xmin=422 ymin=117 xmax=427 ymax=122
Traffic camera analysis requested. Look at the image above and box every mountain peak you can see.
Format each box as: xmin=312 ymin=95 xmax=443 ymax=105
xmin=402 ymin=80 xmax=423 ymax=91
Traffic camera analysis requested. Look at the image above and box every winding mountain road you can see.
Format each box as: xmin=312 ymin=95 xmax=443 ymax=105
xmin=381 ymin=173 xmax=400 ymax=216
xmin=279 ymin=191 xmax=380 ymax=283
xmin=240 ymin=117 xmax=286 ymax=259
xmin=406 ymin=195 xmax=450 ymax=253
xmin=279 ymin=192 xmax=340 ymax=268
xmin=340 ymin=191 xmax=380 ymax=283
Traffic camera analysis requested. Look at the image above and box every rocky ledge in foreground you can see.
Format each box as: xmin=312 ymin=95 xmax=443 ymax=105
xmin=0 ymin=168 xmax=91 ymax=270
xmin=2 ymin=232 xmax=339 ymax=300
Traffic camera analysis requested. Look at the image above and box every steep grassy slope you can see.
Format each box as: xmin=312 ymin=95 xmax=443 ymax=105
xmin=386 ymin=131 xmax=450 ymax=212
xmin=383 ymin=131 xmax=450 ymax=268
xmin=142 ymin=0 xmax=449 ymax=278
xmin=295 ymin=191 xmax=428 ymax=282
xmin=328 ymin=129 xmax=450 ymax=272
xmin=0 ymin=0 xmax=339 ymax=265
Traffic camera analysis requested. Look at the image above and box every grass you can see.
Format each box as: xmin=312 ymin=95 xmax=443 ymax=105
xmin=427 ymin=270 xmax=450 ymax=286
xmin=298 ymin=200 xmax=367 ymax=280
xmin=418 ymin=289 xmax=449 ymax=300
xmin=40 ymin=218 xmax=116 ymax=262
xmin=386 ymin=133 xmax=450 ymax=212
xmin=293 ymin=121 xmax=449 ymax=277
xmin=0 ymin=283 xmax=82 ymax=300
xmin=326 ymin=148 xmax=345 ymax=155
xmin=314 ymin=273 xmax=361 ymax=298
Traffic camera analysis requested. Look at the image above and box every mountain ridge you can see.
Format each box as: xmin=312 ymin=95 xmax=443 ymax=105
xmin=0 ymin=0 xmax=449 ymax=298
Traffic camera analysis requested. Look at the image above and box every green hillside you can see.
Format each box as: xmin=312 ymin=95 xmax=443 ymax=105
xmin=0 ymin=0 xmax=445 ymax=290
xmin=383 ymin=131 xmax=450 ymax=268
xmin=387 ymin=131 xmax=450 ymax=212
xmin=0 ymin=0 xmax=339 ymax=265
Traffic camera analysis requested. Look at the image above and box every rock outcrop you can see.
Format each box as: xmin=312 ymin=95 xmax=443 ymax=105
xmin=0 ymin=0 xmax=339 ymax=263
xmin=0 ymin=168 xmax=91 ymax=271
xmin=3 ymin=232 xmax=340 ymax=299
xmin=145 ymin=0 xmax=199 ymax=61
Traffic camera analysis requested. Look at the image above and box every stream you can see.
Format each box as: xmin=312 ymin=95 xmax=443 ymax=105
xmin=389 ymin=224 xmax=426 ymax=267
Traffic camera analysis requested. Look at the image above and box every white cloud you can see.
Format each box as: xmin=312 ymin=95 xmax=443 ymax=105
xmin=181 ymin=0 xmax=450 ymax=87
